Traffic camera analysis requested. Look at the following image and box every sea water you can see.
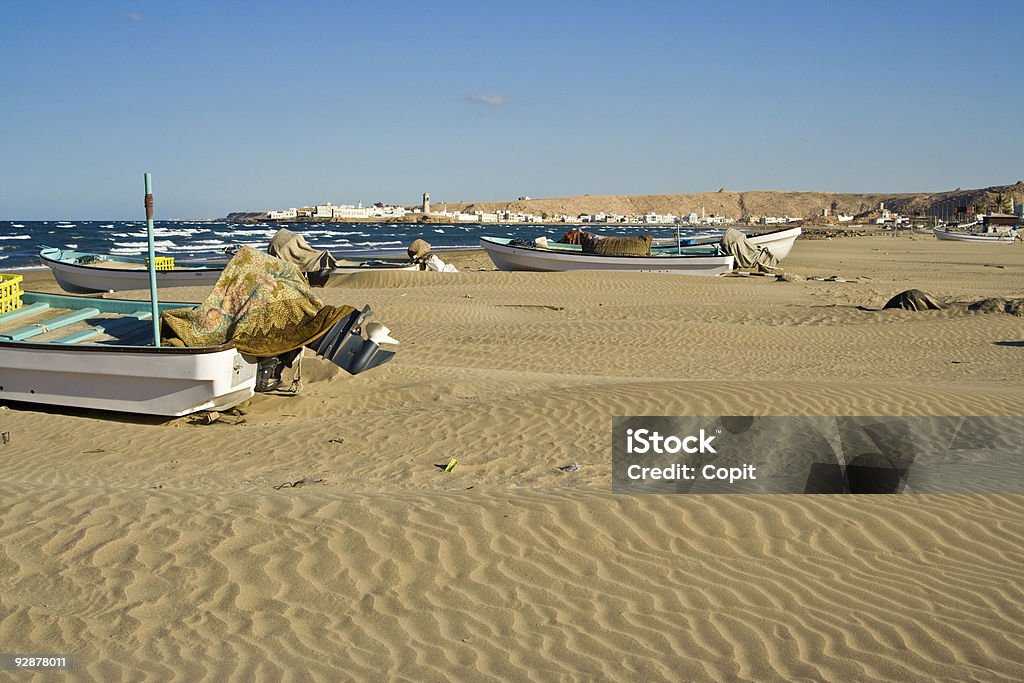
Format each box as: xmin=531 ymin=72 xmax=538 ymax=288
xmin=0 ymin=220 xmax=718 ymax=269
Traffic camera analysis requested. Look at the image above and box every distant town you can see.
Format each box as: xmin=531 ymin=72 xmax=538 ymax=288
xmin=231 ymin=183 xmax=1024 ymax=229
xmin=259 ymin=193 xmax=936 ymax=229
xmin=265 ymin=193 xmax=766 ymax=226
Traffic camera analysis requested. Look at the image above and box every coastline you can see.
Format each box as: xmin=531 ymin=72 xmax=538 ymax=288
xmin=2 ymin=234 xmax=1023 ymax=679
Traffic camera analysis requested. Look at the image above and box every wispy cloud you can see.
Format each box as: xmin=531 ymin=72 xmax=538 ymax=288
xmin=467 ymin=94 xmax=509 ymax=108
xmin=125 ymin=11 xmax=142 ymax=23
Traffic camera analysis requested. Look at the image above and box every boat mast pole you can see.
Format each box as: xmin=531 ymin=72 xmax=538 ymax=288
xmin=144 ymin=172 xmax=161 ymax=346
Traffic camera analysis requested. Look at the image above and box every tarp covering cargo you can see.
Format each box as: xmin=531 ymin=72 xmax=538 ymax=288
xmin=161 ymin=246 xmax=353 ymax=356
xmin=721 ymin=228 xmax=780 ymax=271
xmin=268 ymin=228 xmax=340 ymax=272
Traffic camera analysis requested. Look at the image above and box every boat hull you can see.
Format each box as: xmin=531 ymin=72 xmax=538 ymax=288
xmin=41 ymin=248 xmax=421 ymax=293
xmin=0 ymin=343 xmax=256 ymax=416
xmin=41 ymin=249 xmax=224 ymax=293
xmin=480 ymin=237 xmax=735 ymax=275
xmin=933 ymin=228 xmax=1017 ymax=243
xmin=0 ymin=291 xmax=257 ymax=416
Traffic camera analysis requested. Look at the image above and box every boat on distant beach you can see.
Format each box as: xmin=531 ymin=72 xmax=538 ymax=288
xmin=40 ymin=247 xmax=420 ymax=293
xmin=479 ymin=236 xmax=735 ymax=275
xmin=0 ymin=286 xmax=258 ymax=415
xmin=932 ymin=227 xmax=1017 ymax=243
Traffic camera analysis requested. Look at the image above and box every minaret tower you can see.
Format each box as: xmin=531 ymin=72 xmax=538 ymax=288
xmin=422 ymin=192 xmax=430 ymax=215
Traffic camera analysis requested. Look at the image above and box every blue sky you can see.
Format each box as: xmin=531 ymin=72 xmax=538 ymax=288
xmin=1 ymin=0 xmax=1021 ymax=219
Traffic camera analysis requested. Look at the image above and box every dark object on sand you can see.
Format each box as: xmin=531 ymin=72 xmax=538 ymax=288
xmin=883 ymin=289 xmax=943 ymax=311
xmin=968 ymin=298 xmax=1024 ymax=316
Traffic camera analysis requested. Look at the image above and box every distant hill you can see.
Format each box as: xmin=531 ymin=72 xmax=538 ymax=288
xmin=435 ymin=182 xmax=1024 ymax=221
xmin=223 ymin=182 xmax=1023 ymax=223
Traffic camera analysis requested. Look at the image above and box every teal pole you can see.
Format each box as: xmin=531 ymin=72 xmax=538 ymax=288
xmin=676 ymin=224 xmax=681 ymax=255
xmin=144 ymin=173 xmax=161 ymax=346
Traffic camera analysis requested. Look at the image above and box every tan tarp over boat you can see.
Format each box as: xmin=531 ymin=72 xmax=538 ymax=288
xmin=267 ymin=228 xmax=340 ymax=272
xmin=721 ymin=227 xmax=780 ymax=271
xmin=161 ymin=246 xmax=353 ymax=357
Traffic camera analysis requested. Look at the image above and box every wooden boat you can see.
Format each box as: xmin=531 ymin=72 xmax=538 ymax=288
xmin=479 ymin=236 xmax=735 ymax=275
xmin=932 ymin=227 xmax=1017 ymax=243
xmin=0 ymin=289 xmax=257 ymax=416
xmin=40 ymin=247 xmax=420 ymax=293
xmin=651 ymin=226 xmax=802 ymax=260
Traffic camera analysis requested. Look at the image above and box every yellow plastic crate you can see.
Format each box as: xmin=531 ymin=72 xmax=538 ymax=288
xmin=0 ymin=273 xmax=24 ymax=313
xmin=146 ymin=256 xmax=175 ymax=271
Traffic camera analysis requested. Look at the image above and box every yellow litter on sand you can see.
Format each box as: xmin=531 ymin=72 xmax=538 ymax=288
xmin=444 ymin=458 xmax=458 ymax=473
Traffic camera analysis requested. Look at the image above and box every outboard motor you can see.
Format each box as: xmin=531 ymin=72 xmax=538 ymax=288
xmin=306 ymin=305 xmax=398 ymax=375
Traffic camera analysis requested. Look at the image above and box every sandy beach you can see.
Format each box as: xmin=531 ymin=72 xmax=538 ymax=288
xmin=1 ymin=234 xmax=1023 ymax=680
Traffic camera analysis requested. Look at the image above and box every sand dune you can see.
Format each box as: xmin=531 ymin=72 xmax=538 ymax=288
xmin=1 ymin=234 xmax=1022 ymax=680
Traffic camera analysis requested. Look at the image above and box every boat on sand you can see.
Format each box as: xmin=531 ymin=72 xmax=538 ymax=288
xmin=40 ymin=247 xmax=419 ymax=294
xmin=932 ymin=227 xmax=1017 ymax=243
xmin=479 ymin=236 xmax=735 ymax=275
xmin=0 ymin=287 xmax=258 ymax=415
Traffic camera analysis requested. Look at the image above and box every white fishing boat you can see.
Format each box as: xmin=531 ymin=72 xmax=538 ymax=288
xmin=40 ymin=247 xmax=419 ymax=293
xmin=479 ymin=236 xmax=735 ymax=275
xmin=932 ymin=227 xmax=1017 ymax=243
xmin=0 ymin=287 xmax=397 ymax=416
xmin=0 ymin=286 xmax=257 ymax=416
xmin=5 ymin=175 xmax=400 ymax=416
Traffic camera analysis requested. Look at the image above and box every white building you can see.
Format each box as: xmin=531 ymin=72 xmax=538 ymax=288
xmin=268 ymin=208 xmax=297 ymax=220
xmin=332 ymin=205 xmax=371 ymax=219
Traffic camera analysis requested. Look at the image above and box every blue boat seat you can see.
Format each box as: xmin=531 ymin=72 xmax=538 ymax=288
xmin=52 ymin=328 xmax=103 ymax=344
xmin=0 ymin=302 xmax=50 ymax=325
xmin=0 ymin=308 xmax=101 ymax=341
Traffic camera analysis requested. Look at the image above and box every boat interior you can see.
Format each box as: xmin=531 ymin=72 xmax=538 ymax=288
xmin=0 ymin=293 xmax=169 ymax=347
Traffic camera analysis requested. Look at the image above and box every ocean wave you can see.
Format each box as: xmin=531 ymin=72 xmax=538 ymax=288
xmin=215 ymin=229 xmax=278 ymax=237
xmin=11 ymin=224 xmax=25 ymax=228
xmin=111 ymin=240 xmax=178 ymax=250
xmin=0 ymin=235 xmax=30 ymax=240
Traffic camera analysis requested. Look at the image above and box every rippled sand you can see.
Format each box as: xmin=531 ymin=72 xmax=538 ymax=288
xmin=2 ymin=234 xmax=1022 ymax=680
